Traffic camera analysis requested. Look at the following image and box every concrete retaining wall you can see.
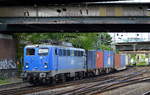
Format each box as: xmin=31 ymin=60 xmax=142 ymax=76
xmin=0 ymin=69 xmax=19 ymax=78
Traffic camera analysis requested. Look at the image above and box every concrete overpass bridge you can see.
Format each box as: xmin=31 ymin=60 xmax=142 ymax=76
xmin=0 ymin=16 xmax=150 ymax=32
xmin=116 ymin=41 xmax=150 ymax=54
xmin=1 ymin=2 xmax=150 ymax=32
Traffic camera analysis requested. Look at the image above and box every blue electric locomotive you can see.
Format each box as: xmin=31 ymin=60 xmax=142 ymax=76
xmin=22 ymin=43 xmax=86 ymax=84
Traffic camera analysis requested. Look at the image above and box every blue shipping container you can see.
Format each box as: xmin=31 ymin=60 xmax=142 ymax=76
xmin=87 ymin=50 xmax=96 ymax=69
xmin=120 ymin=54 xmax=126 ymax=68
xmin=103 ymin=50 xmax=114 ymax=68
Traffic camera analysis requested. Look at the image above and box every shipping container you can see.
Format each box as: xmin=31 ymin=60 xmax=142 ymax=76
xmin=103 ymin=50 xmax=114 ymax=68
xmin=114 ymin=54 xmax=121 ymax=69
xmin=96 ymin=50 xmax=103 ymax=68
xmin=87 ymin=50 xmax=96 ymax=69
xmin=120 ymin=54 xmax=126 ymax=69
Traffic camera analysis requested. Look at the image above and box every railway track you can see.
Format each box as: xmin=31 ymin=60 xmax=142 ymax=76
xmin=143 ymin=91 xmax=150 ymax=95
xmin=0 ymin=82 xmax=30 ymax=91
xmin=0 ymin=74 xmax=119 ymax=95
xmin=26 ymin=68 xmax=150 ymax=95
xmin=49 ymin=69 xmax=149 ymax=95
xmin=0 ymin=67 xmax=149 ymax=95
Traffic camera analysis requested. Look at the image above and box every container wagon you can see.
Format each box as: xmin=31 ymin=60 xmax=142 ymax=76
xmin=114 ymin=54 xmax=127 ymax=71
xmin=103 ymin=50 xmax=115 ymax=73
xmin=86 ymin=50 xmax=104 ymax=77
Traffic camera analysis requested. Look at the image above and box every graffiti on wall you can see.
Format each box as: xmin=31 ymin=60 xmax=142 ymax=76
xmin=0 ymin=59 xmax=16 ymax=69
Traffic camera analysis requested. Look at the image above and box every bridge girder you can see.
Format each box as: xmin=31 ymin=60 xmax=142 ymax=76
xmin=1 ymin=4 xmax=150 ymax=32
xmin=116 ymin=41 xmax=150 ymax=51
xmin=0 ymin=5 xmax=149 ymax=17
xmin=0 ymin=0 xmax=124 ymax=5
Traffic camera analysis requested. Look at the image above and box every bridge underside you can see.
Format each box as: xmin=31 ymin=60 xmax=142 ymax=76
xmin=120 ymin=51 xmax=150 ymax=54
xmin=116 ymin=41 xmax=150 ymax=52
xmin=1 ymin=24 xmax=150 ymax=32
xmin=0 ymin=0 xmax=120 ymax=5
xmin=1 ymin=17 xmax=150 ymax=32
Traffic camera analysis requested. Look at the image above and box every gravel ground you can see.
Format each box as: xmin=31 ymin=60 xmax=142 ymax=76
xmin=98 ymin=81 xmax=150 ymax=95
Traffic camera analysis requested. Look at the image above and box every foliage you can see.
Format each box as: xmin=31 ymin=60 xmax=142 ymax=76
xmin=136 ymin=62 xmax=146 ymax=66
xmin=14 ymin=33 xmax=112 ymax=56
xmin=13 ymin=33 xmax=112 ymax=70
xmin=99 ymin=44 xmax=112 ymax=51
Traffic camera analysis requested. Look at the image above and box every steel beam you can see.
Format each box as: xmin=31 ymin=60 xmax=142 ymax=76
xmin=0 ymin=0 xmax=122 ymax=5
xmin=0 ymin=24 xmax=150 ymax=32
xmin=0 ymin=16 xmax=150 ymax=32
xmin=0 ymin=5 xmax=149 ymax=17
xmin=116 ymin=42 xmax=150 ymax=51
xmin=0 ymin=16 xmax=150 ymax=24
xmin=119 ymin=51 xmax=150 ymax=54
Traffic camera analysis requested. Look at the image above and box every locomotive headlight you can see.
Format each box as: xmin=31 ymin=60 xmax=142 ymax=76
xmin=25 ymin=65 xmax=29 ymax=68
xmin=25 ymin=63 xmax=29 ymax=68
xmin=44 ymin=63 xmax=48 ymax=68
xmin=44 ymin=65 xmax=48 ymax=68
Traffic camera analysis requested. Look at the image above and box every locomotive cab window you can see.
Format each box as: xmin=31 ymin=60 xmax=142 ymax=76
xmin=38 ymin=48 xmax=49 ymax=56
xmin=63 ymin=50 xmax=66 ymax=56
xmin=71 ymin=50 xmax=74 ymax=56
xmin=81 ymin=51 xmax=83 ymax=56
xmin=67 ymin=50 xmax=70 ymax=56
xmin=55 ymin=49 xmax=58 ymax=55
xmin=26 ymin=48 xmax=35 ymax=56
xmin=59 ymin=49 xmax=62 ymax=56
xmin=75 ymin=51 xmax=78 ymax=56
xmin=78 ymin=51 xmax=80 ymax=56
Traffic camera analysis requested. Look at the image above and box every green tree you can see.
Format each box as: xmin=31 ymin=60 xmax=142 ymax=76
xmin=14 ymin=32 xmax=112 ymax=56
xmin=14 ymin=33 xmax=112 ymax=70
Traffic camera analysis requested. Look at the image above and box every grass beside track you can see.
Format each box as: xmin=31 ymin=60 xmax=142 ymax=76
xmin=0 ymin=78 xmax=11 ymax=85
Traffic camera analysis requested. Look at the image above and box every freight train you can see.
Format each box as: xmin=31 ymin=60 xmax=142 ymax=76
xmin=21 ymin=42 xmax=127 ymax=85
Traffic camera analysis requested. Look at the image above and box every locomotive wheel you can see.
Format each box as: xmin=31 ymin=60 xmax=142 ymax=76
xmin=75 ymin=72 xmax=80 ymax=80
xmin=62 ymin=75 xmax=66 ymax=82
xmin=65 ymin=73 xmax=70 ymax=81
xmin=52 ymin=77 xmax=56 ymax=84
xmin=79 ymin=72 xmax=84 ymax=79
xmin=42 ymin=79 xmax=46 ymax=84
